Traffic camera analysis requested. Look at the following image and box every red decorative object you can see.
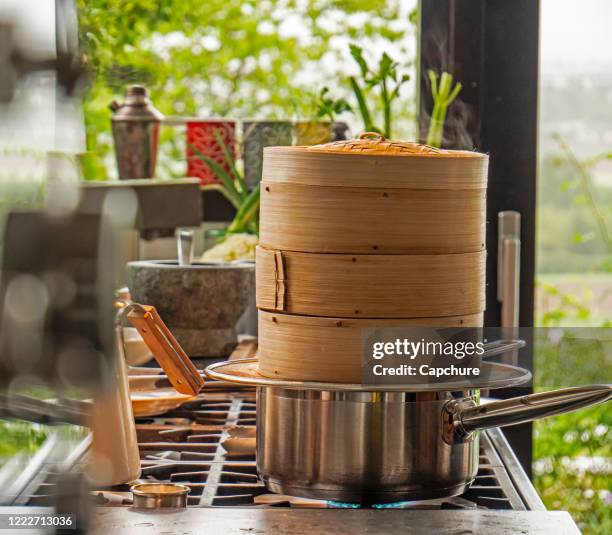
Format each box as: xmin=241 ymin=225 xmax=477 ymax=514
xmin=186 ymin=120 xmax=237 ymax=185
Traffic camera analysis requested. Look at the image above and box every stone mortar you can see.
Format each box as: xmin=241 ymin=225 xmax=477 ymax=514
xmin=127 ymin=260 xmax=255 ymax=357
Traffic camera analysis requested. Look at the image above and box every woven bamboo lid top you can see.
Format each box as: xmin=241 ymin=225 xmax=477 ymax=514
xmin=305 ymin=133 xmax=484 ymax=158
xmin=262 ymin=133 xmax=489 ymax=189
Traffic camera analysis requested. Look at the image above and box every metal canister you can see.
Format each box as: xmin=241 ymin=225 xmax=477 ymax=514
xmin=110 ymin=85 xmax=163 ymax=179
xmin=331 ymin=121 xmax=350 ymax=141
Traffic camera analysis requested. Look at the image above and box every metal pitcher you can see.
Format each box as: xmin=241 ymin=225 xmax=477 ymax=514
xmin=110 ymin=85 xmax=163 ymax=179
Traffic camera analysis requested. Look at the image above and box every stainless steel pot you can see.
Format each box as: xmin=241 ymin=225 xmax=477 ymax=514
xmin=205 ymin=355 xmax=611 ymax=504
xmin=256 ymin=385 xmax=611 ymax=503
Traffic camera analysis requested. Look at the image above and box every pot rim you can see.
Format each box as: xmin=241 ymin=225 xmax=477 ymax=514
xmin=127 ymin=259 xmax=255 ymax=270
xmin=204 ymin=358 xmax=532 ymax=392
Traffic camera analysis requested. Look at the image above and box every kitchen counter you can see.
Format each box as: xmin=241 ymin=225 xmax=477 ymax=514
xmin=89 ymin=508 xmax=580 ymax=535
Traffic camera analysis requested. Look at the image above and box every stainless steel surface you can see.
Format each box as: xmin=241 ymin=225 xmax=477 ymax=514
xmin=131 ymin=483 xmax=190 ymax=508
xmin=87 ymin=508 xmax=581 ymax=535
xmin=497 ymin=211 xmax=520 ymax=302
xmin=455 ymin=384 xmax=612 ymax=434
xmin=110 ymin=85 xmax=164 ymax=179
xmin=257 ymin=384 xmax=610 ymax=503
xmin=257 ymin=387 xmax=480 ymax=502
xmin=177 ymin=228 xmax=194 ymax=266
xmin=204 ymin=352 xmax=532 ymax=392
xmin=497 ymin=211 xmax=521 ymax=365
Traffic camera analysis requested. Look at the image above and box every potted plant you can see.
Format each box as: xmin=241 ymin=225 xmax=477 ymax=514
xmin=190 ymin=129 xmax=260 ymax=262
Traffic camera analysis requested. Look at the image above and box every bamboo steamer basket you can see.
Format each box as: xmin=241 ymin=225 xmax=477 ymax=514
xmin=256 ymin=246 xmax=485 ymax=318
xmin=257 ymin=134 xmax=488 ymax=383
xmin=258 ymin=310 xmax=484 ymax=383
xmin=260 ymin=134 xmax=488 ymax=254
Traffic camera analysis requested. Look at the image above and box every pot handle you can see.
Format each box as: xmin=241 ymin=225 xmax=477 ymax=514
xmin=454 ymin=385 xmax=612 ymax=436
xmin=482 ymin=339 xmax=525 ymax=359
xmin=121 ymin=302 xmax=205 ymax=396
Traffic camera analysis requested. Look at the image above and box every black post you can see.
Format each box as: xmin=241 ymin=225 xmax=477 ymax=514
xmin=419 ymin=0 xmax=539 ymax=476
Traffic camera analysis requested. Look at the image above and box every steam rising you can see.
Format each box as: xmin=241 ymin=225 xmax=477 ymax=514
xmin=420 ymin=28 xmax=478 ymax=150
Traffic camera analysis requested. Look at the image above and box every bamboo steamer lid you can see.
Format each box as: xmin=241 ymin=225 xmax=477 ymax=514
xmin=258 ymin=310 xmax=484 ymax=383
xmin=256 ymin=246 xmax=485 ymax=318
xmin=260 ymin=134 xmax=488 ymax=254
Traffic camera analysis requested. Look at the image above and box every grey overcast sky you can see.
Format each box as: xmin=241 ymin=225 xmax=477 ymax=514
xmin=541 ymin=0 xmax=612 ymax=74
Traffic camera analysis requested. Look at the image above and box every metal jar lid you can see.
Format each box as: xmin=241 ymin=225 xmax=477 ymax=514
xmin=131 ymin=483 xmax=190 ymax=509
xmin=110 ymin=85 xmax=164 ymax=122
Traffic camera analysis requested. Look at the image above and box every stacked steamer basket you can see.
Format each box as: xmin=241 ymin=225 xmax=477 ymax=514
xmin=256 ymin=133 xmax=488 ymax=383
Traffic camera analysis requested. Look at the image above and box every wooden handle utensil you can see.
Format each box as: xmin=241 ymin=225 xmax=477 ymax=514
xmin=127 ymin=305 xmax=204 ymax=396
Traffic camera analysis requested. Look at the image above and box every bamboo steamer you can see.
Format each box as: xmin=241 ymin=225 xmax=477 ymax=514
xmin=260 ymin=135 xmax=488 ymax=254
xmin=256 ymin=246 xmax=486 ymax=318
xmin=258 ymin=310 xmax=484 ymax=383
xmin=256 ymin=134 xmax=489 ymax=383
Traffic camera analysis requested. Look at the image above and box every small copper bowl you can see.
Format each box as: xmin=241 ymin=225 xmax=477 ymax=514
xmin=131 ymin=483 xmax=190 ymax=509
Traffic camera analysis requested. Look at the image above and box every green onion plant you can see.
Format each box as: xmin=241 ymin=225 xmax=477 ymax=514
xmin=425 ymin=70 xmax=462 ymax=148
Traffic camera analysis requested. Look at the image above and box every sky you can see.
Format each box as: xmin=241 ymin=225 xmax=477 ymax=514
xmin=541 ymin=0 xmax=612 ymax=75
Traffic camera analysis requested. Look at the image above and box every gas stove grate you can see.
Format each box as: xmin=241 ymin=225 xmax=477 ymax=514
xmin=89 ymin=389 xmax=530 ymax=510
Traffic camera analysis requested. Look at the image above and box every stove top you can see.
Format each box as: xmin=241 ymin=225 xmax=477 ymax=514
xmin=9 ymin=375 xmax=583 ymax=534
xmin=92 ymin=384 xmax=545 ymax=511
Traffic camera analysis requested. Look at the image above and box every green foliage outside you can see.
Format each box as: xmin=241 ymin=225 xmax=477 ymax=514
xmin=76 ymin=0 xmax=415 ymax=179
xmin=534 ymin=139 xmax=612 ymax=533
xmin=534 ymin=342 xmax=611 ymax=534
xmin=0 ymin=420 xmax=48 ymax=462
xmin=534 ymin=404 xmax=611 ymax=534
xmin=537 ymin=147 xmax=612 ymax=275
xmin=345 ymin=44 xmax=411 ymax=138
